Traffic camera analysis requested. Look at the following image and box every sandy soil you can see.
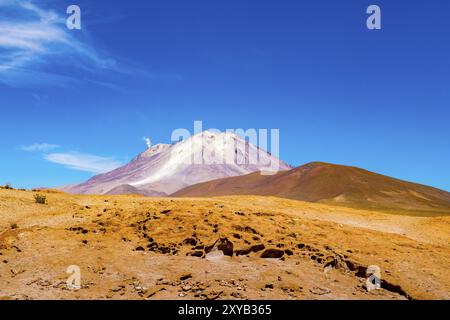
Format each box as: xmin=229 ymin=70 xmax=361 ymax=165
xmin=0 ymin=189 xmax=449 ymax=300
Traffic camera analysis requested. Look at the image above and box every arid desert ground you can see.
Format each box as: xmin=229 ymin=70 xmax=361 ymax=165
xmin=1 ymin=188 xmax=449 ymax=300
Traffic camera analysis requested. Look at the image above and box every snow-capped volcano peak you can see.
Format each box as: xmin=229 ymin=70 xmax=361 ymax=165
xmin=62 ymin=131 xmax=292 ymax=196
xmin=140 ymin=143 xmax=171 ymax=158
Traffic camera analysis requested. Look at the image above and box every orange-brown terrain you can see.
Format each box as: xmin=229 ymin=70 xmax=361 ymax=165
xmin=174 ymin=162 xmax=450 ymax=216
xmin=1 ymin=187 xmax=449 ymax=300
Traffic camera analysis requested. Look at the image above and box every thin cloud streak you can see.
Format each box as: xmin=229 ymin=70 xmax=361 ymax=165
xmin=21 ymin=143 xmax=60 ymax=152
xmin=44 ymin=152 xmax=123 ymax=174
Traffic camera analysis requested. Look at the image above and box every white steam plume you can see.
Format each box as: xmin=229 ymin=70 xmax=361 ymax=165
xmin=144 ymin=137 xmax=152 ymax=149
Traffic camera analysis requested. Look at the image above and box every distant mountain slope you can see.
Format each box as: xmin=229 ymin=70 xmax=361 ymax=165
xmin=173 ymin=162 xmax=450 ymax=216
xmin=105 ymin=184 xmax=167 ymax=197
xmin=62 ymin=131 xmax=292 ymax=195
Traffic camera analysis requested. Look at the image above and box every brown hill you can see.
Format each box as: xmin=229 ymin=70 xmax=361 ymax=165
xmin=106 ymin=184 xmax=167 ymax=197
xmin=173 ymin=162 xmax=450 ymax=216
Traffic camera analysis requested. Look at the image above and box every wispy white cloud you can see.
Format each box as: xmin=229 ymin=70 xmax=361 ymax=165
xmin=44 ymin=152 xmax=122 ymax=174
xmin=21 ymin=143 xmax=59 ymax=152
xmin=0 ymin=0 xmax=116 ymax=86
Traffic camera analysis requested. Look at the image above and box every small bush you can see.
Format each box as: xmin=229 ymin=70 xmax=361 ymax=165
xmin=1 ymin=182 xmax=13 ymax=190
xmin=10 ymin=223 xmax=18 ymax=229
xmin=34 ymin=194 xmax=47 ymax=204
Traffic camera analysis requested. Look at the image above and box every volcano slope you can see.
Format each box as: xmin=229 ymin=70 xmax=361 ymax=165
xmin=0 ymin=188 xmax=449 ymax=300
xmin=173 ymin=162 xmax=450 ymax=217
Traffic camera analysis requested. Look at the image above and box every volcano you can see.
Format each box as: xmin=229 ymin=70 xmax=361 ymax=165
xmin=62 ymin=131 xmax=292 ymax=196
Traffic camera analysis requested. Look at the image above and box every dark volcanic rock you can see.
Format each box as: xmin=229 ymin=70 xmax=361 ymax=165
xmin=260 ymin=249 xmax=284 ymax=259
xmin=187 ymin=251 xmax=204 ymax=258
xmin=206 ymin=237 xmax=234 ymax=257
xmin=235 ymin=244 xmax=266 ymax=256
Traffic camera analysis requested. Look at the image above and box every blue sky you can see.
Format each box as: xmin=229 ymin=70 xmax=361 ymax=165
xmin=0 ymin=0 xmax=449 ymax=191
